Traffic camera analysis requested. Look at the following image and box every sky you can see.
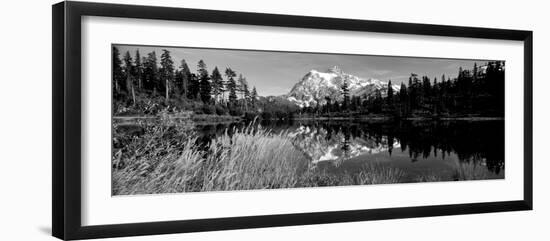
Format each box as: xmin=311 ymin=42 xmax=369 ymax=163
xmin=116 ymin=44 xmax=492 ymax=96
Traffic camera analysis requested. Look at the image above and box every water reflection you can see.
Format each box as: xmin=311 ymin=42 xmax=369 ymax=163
xmin=194 ymin=119 xmax=504 ymax=178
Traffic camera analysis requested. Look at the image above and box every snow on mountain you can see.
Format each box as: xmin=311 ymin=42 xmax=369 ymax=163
xmin=288 ymin=125 xmax=401 ymax=167
xmin=287 ymin=66 xmax=400 ymax=108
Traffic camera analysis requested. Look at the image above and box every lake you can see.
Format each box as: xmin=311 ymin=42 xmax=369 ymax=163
xmin=190 ymin=119 xmax=505 ymax=182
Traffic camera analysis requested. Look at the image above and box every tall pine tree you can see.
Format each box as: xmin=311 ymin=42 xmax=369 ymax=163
xmin=399 ymin=82 xmax=408 ymax=116
xmin=341 ymin=76 xmax=350 ymax=110
xmin=187 ymin=73 xmax=200 ymax=100
xmin=373 ymin=89 xmax=383 ymax=113
xmin=122 ymin=51 xmax=135 ymax=103
xmin=243 ymin=82 xmax=250 ymax=111
xmin=160 ymin=49 xmax=175 ymax=104
xmin=197 ymin=60 xmax=211 ymax=103
xmin=237 ymin=74 xmax=248 ymax=110
xmin=210 ymin=67 xmax=223 ymax=103
xmin=176 ymin=59 xmax=191 ymax=97
xmin=251 ymin=86 xmax=258 ymax=109
xmin=134 ymin=49 xmax=143 ymax=90
xmin=112 ymin=47 xmax=124 ymax=96
xmin=225 ymin=68 xmax=237 ymax=106
xmin=143 ymin=51 xmax=159 ymax=95
xmin=387 ymin=80 xmax=394 ymax=105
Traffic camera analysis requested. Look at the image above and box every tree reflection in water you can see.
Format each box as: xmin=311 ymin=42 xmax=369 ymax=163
xmin=194 ymin=119 xmax=504 ymax=179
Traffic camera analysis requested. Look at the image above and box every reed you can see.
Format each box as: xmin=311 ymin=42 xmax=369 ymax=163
xmin=113 ymin=121 xmax=415 ymax=195
xmin=298 ymin=162 xmax=405 ymax=187
xmin=112 ymin=122 xmax=307 ymax=195
xmin=452 ymin=160 xmax=494 ymax=181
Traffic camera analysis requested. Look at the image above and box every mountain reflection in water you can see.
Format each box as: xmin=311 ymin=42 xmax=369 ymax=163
xmin=195 ymin=119 xmax=504 ymax=181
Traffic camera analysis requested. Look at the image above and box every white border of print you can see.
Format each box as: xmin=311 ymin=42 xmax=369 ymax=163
xmin=81 ymin=16 xmax=524 ymax=226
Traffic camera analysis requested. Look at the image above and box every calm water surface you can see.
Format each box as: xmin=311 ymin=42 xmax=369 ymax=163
xmin=194 ymin=119 xmax=505 ymax=181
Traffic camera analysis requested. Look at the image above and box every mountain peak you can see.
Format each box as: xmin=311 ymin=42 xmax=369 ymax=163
xmin=328 ymin=66 xmax=343 ymax=74
xmin=287 ymin=67 xmax=400 ymax=108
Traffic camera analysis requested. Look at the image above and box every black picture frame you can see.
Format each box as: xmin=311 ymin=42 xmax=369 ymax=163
xmin=52 ymin=1 xmax=533 ymax=240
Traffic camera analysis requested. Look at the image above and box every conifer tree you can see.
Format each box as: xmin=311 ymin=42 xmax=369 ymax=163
xmin=237 ymin=74 xmax=248 ymax=110
xmin=243 ymin=83 xmax=250 ymax=111
xmin=112 ymin=47 xmax=124 ymax=95
xmin=422 ymin=76 xmax=432 ymax=107
xmin=432 ymin=77 xmax=439 ymax=113
xmin=387 ymin=80 xmax=394 ymax=105
xmin=160 ymin=49 xmax=175 ymax=104
xmin=187 ymin=73 xmax=200 ymax=100
xmin=251 ymin=86 xmax=258 ymax=108
xmin=349 ymin=95 xmax=360 ymax=111
xmin=210 ymin=67 xmax=223 ymax=103
xmin=122 ymin=51 xmax=135 ymax=103
xmin=197 ymin=60 xmax=211 ymax=103
xmin=373 ymin=89 xmax=383 ymax=113
xmin=408 ymin=73 xmax=419 ymax=109
xmin=473 ymin=63 xmax=478 ymax=82
xmin=176 ymin=59 xmax=191 ymax=97
xmin=134 ymin=49 xmax=143 ymax=90
xmin=399 ymin=82 xmax=408 ymax=116
xmin=197 ymin=60 xmax=208 ymax=77
xmin=225 ymin=68 xmax=237 ymax=106
xmin=399 ymin=82 xmax=408 ymax=99
xmin=141 ymin=56 xmax=148 ymax=88
xmin=143 ymin=51 xmax=159 ymax=95
xmin=341 ymin=76 xmax=350 ymax=110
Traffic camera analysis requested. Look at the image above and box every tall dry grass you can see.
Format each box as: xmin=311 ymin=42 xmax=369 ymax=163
xmin=412 ymin=160 xmax=498 ymax=183
xmin=298 ymin=162 xmax=405 ymax=187
xmin=112 ymin=121 xmax=459 ymax=195
xmin=452 ymin=160 xmax=495 ymax=181
xmin=112 ymin=123 xmax=308 ymax=195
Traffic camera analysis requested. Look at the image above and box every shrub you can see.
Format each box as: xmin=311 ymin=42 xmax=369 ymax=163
xmin=229 ymin=107 xmax=243 ymax=116
xmin=215 ymin=105 xmax=228 ymax=115
xmin=261 ymin=112 xmax=272 ymax=120
xmin=243 ymin=111 xmax=259 ymax=121
xmin=191 ymin=102 xmax=204 ymax=114
xmin=202 ymin=104 xmax=216 ymax=115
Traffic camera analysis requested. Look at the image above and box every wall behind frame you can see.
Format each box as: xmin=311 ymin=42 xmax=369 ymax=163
xmin=0 ymin=0 xmax=547 ymax=241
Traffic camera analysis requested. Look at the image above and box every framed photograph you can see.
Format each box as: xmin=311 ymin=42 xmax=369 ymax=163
xmin=52 ymin=1 xmax=533 ymax=240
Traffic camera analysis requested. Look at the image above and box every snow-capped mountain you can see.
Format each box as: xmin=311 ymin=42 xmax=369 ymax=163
xmin=288 ymin=125 xmax=401 ymax=166
xmin=287 ymin=66 xmax=400 ymax=108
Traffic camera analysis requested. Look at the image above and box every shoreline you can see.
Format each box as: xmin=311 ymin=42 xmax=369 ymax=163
xmin=114 ymin=114 xmax=504 ymax=125
xmin=113 ymin=114 xmax=242 ymax=125
xmin=291 ymin=116 xmax=504 ymax=121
